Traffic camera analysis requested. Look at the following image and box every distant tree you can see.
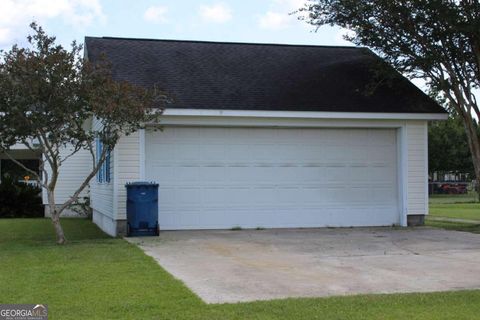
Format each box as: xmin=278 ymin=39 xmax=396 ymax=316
xmin=300 ymin=0 xmax=480 ymax=198
xmin=429 ymin=116 xmax=476 ymax=177
xmin=0 ymin=23 xmax=167 ymax=244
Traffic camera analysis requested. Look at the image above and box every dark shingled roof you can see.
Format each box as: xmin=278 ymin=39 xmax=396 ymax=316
xmin=84 ymin=37 xmax=446 ymax=114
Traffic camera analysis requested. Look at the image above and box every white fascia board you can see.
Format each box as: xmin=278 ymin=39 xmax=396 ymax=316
xmin=162 ymin=109 xmax=449 ymax=120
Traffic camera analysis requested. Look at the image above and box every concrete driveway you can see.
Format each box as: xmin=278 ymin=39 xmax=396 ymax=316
xmin=127 ymin=228 xmax=480 ymax=303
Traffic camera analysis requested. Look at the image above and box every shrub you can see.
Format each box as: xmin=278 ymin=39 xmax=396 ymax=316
xmin=0 ymin=176 xmax=43 ymax=218
xmin=69 ymin=196 xmax=92 ymax=218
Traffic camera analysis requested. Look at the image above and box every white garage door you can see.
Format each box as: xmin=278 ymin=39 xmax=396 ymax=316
xmin=146 ymin=127 xmax=399 ymax=230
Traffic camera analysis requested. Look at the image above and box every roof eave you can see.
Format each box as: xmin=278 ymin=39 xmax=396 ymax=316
xmin=162 ymin=108 xmax=449 ymax=121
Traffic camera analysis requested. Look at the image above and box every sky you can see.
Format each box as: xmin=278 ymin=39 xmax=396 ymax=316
xmin=0 ymin=0 xmax=352 ymax=50
xmin=2 ymin=0 xmax=462 ymax=101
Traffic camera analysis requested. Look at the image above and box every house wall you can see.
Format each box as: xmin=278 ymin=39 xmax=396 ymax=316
xmin=406 ymin=120 xmax=428 ymax=217
xmin=114 ymin=131 xmax=142 ymax=220
xmin=42 ymin=145 xmax=92 ymax=217
xmin=91 ymin=126 xmax=141 ymax=236
xmin=89 ymin=148 xmax=114 ymax=218
xmin=90 ymin=117 xmax=116 ymax=235
xmin=90 ymin=118 xmax=115 ymax=223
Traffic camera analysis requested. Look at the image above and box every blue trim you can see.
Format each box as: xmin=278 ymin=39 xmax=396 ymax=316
xmin=105 ymin=148 xmax=111 ymax=183
xmin=96 ymin=138 xmax=111 ymax=184
xmin=95 ymin=138 xmax=101 ymax=183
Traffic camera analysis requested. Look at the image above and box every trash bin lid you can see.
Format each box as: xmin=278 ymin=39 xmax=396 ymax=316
xmin=125 ymin=181 xmax=159 ymax=187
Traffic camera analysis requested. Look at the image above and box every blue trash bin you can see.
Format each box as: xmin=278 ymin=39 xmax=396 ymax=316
xmin=126 ymin=182 xmax=159 ymax=236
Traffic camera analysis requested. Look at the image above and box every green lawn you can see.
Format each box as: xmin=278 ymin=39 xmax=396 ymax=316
xmin=427 ymin=193 xmax=480 ymax=234
xmin=429 ymin=203 xmax=480 ymax=221
xmin=1 ymin=219 xmax=480 ymax=319
xmin=429 ymin=192 xmax=478 ymax=205
xmin=429 ymin=193 xmax=480 ymax=221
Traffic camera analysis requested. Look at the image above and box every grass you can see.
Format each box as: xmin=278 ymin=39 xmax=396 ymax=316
xmin=429 ymin=193 xmax=480 ymax=221
xmin=1 ymin=219 xmax=480 ymax=319
xmin=427 ymin=193 xmax=480 ymax=234
xmin=429 ymin=203 xmax=480 ymax=221
xmin=429 ymin=192 xmax=478 ymax=205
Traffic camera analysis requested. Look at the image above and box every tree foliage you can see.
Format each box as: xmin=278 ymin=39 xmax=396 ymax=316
xmin=300 ymin=0 xmax=480 ymax=196
xmin=0 ymin=23 xmax=167 ymax=244
xmin=429 ymin=116 xmax=477 ymax=175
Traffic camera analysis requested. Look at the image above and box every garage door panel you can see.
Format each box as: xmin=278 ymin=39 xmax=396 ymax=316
xmin=369 ymin=146 xmax=396 ymax=163
xmin=158 ymin=188 xmax=176 ymax=206
xmin=348 ymin=187 xmax=371 ymax=203
xmin=176 ymin=188 xmax=203 ymax=204
xmin=349 ymin=146 xmax=369 ymax=161
xmin=202 ymin=146 xmax=226 ymax=161
xmin=226 ymin=145 xmax=250 ymax=161
xmin=326 ymin=166 xmax=350 ymax=181
xmin=146 ymin=127 xmax=399 ymax=230
xmin=371 ymin=187 xmax=398 ymax=203
xmin=293 ymin=167 xmax=328 ymax=181
xmin=349 ymin=166 xmax=371 ymax=182
xmin=199 ymin=167 xmax=228 ymax=182
xmin=368 ymin=129 xmax=396 ymax=145
xmin=369 ymin=166 xmax=396 ymax=182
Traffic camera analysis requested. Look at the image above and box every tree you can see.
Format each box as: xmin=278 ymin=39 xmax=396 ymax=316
xmin=0 ymin=23 xmax=166 ymax=244
xmin=429 ymin=116 xmax=476 ymax=176
xmin=300 ymin=0 xmax=480 ymax=198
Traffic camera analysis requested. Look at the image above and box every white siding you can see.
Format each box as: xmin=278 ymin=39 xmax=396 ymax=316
xmin=90 ymin=150 xmax=114 ymax=217
xmin=406 ymin=120 xmax=428 ymax=215
xmin=90 ymin=118 xmax=114 ymax=218
xmin=89 ymin=120 xmax=141 ymax=221
xmin=115 ymin=131 xmax=141 ymax=220
xmin=42 ymin=147 xmax=92 ymax=205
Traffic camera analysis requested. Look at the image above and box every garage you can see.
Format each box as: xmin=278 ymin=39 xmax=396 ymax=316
xmin=86 ymin=37 xmax=447 ymax=236
xmin=146 ymin=126 xmax=399 ymax=230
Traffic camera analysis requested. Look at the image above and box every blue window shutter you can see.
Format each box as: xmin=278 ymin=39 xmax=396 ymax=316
xmin=105 ymin=149 xmax=111 ymax=183
xmin=100 ymin=141 xmax=104 ymax=183
xmin=95 ymin=138 xmax=100 ymax=183
xmin=95 ymin=139 xmax=111 ymax=184
xmin=98 ymin=139 xmax=104 ymax=183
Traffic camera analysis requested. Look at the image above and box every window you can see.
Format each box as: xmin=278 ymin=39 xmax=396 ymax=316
xmin=96 ymin=138 xmax=111 ymax=183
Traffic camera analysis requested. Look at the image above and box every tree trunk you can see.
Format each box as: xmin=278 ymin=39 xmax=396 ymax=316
xmin=475 ymin=170 xmax=480 ymax=202
xmin=47 ymin=189 xmax=66 ymax=245
xmin=473 ymin=160 xmax=480 ymax=202
xmin=51 ymin=212 xmax=66 ymax=245
xmin=461 ymin=115 xmax=480 ymax=201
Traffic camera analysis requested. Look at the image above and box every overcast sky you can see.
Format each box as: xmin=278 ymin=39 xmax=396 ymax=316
xmin=0 ymin=0 xmax=352 ymax=50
